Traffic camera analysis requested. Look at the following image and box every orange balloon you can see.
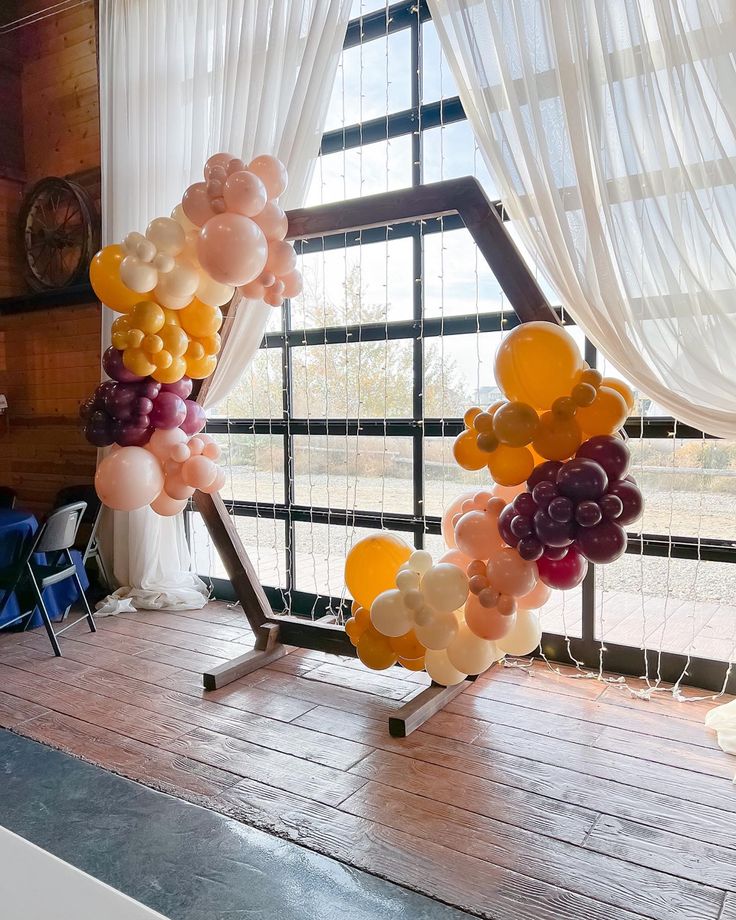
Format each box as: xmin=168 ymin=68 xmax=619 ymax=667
xmin=398 ymin=656 xmax=426 ymax=672
xmin=185 ymin=353 xmax=218 ymax=379
xmin=89 ymin=245 xmax=143 ymax=313
xmin=492 ymin=401 xmax=539 ymax=447
xmin=179 ymin=299 xmax=224 ymax=338
xmin=389 ymin=630 xmax=425 ymax=660
xmin=601 ymin=377 xmax=635 ymax=413
xmin=344 ymin=533 xmax=412 ymax=610
xmin=152 ymin=356 xmax=188 ymax=384
xmin=532 ymin=411 xmax=582 ymax=461
xmin=453 ymin=429 xmax=489 ymax=471
xmin=357 ymin=625 xmax=398 ymax=670
xmin=495 ymin=321 xmax=583 ymax=410
xmin=576 ymin=386 xmax=628 ymax=437
xmin=487 ymin=444 xmax=534 ymax=487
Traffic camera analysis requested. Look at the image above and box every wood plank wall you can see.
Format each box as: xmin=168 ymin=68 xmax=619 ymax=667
xmin=0 ymin=1 xmax=101 ymax=513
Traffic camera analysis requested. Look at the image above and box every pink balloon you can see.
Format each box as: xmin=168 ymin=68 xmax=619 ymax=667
xmin=95 ymin=446 xmax=164 ymax=511
xmin=181 ymin=455 xmax=217 ymax=489
xmin=199 ymin=468 xmax=226 ymax=495
xmin=224 ymin=170 xmax=268 ymax=217
xmin=280 ymin=269 xmax=302 ymax=298
xmin=150 ymin=491 xmax=189 ymax=516
xmin=465 ymin=593 xmax=516 ymax=640
xmin=439 ymin=548 xmax=472 ymax=572
xmin=147 ymin=427 xmax=188 ymax=461
xmin=164 ymin=471 xmax=195 ymax=500
xmin=441 ymin=490 xmax=478 ymax=549
xmin=180 ymin=399 xmax=206 ymax=436
xmin=239 ymin=280 xmax=265 ymax=300
xmin=486 ymin=548 xmax=538 ymax=597
xmin=197 ymin=213 xmax=268 ymax=286
xmin=253 ymin=201 xmax=288 ymax=241
xmin=519 ymin=579 xmax=552 ymax=610
xmin=182 ymin=182 xmax=216 ymax=227
xmin=204 ymin=152 xmax=235 ymax=180
xmin=454 ymin=508 xmax=505 ymax=561
xmin=492 ymin=482 xmax=526 ymax=503
xmin=265 ymin=240 xmax=296 ymax=276
xmin=248 ymin=154 xmax=287 ymax=198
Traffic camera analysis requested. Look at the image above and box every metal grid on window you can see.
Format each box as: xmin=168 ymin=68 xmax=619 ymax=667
xmin=194 ymin=0 xmax=736 ymax=690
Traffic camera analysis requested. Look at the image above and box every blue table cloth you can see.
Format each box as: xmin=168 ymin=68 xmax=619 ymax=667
xmin=0 ymin=509 xmax=89 ymax=630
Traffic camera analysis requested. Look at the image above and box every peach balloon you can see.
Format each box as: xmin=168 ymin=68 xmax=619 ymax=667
xmin=454 ymin=508 xmax=505 ymax=561
xmin=486 ymin=547 xmax=538 ymax=597
xmin=441 ymin=490 xmax=477 ymax=548
xmin=519 ymin=579 xmax=552 ymax=610
xmin=280 ymin=269 xmax=303 ymax=298
xmin=465 ymin=593 xmax=516 ymax=641
xmin=204 ymin=152 xmax=235 ymax=180
xmin=188 ymin=437 xmax=205 ymax=456
xmin=164 ymin=471 xmax=195 ymax=500
xmin=253 ymin=201 xmax=288 ymax=241
xmin=439 ymin=548 xmax=472 ymax=572
xmin=181 ymin=455 xmax=217 ymax=489
xmin=492 ymin=482 xmax=526 ymax=503
xmin=199 ymin=468 xmax=226 ymax=494
xmin=182 ymin=182 xmax=216 ymax=227
xmin=147 ymin=427 xmax=188 ymax=461
xmin=248 ymin=154 xmax=288 ymax=198
xmin=265 ymin=240 xmax=297 ymax=276
xmin=202 ymin=441 xmax=221 ymax=461
xmin=95 ymin=446 xmax=164 ymax=511
xmin=197 ymin=213 xmax=268 ymax=286
xmin=170 ymin=443 xmax=191 ymax=464
xmin=223 ymin=170 xmax=268 ymax=217
xmin=150 ymin=491 xmax=189 ymax=517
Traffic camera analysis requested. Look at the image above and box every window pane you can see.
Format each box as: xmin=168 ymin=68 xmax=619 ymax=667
xmin=291 ymin=339 xmax=414 ymax=418
xmin=190 ymin=512 xmax=286 ymax=589
xmin=423 ymin=435 xmax=491 ymax=518
xmin=422 ymin=121 xmax=497 ymax=198
xmin=209 ymin=433 xmax=284 ymax=505
xmin=291 ymin=237 xmax=413 ymax=329
xmin=423 ymin=227 xmax=510 ymax=318
xmin=294 ymin=522 xmax=395 ymax=598
xmin=422 ymin=20 xmax=459 ymax=103
xmin=293 ymin=434 xmax=413 ymax=514
xmin=306 ymin=135 xmax=412 ymax=206
xmin=324 ymin=30 xmax=412 ymax=132
xmin=210 ymin=348 xmax=282 ymax=419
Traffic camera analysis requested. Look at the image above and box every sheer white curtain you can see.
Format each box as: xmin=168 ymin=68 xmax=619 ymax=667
xmin=428 ymin=0 xmax=736 ymax=438
xmin=98 ymin=0 xmax=350 ymax=610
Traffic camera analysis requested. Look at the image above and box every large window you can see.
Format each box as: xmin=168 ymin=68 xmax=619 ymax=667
xmin=192 ymin=1 xmax=736 ymax=687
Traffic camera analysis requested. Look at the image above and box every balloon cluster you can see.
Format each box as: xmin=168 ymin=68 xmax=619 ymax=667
xmin=182 ymin=152 xmax=302 ymax=307
xmin=454 ymin=323 xmax=633 ymax=486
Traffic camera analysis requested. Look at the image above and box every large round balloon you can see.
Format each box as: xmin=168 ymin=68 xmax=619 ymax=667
xmin=606 ymin=478 xmax=643 ymax=526
xmin=576 ymin=435 xmax=630 ymax=482
xmin=370 ymin=589 xmax=413 ymax=638
xmin=344 ymin=534 xmax=412 ymax=610
xmin=494 ymin=322 xmax=584 ymax=410
xmin=496 ymin=609 xmax=542 ymax=656
xmin=576 ymin=519 xmax=627 ymax=564
xmin=90 ymin=245 xmax=142 ymax=313
xmin=196 ymin=213 xmax=268 ymax=286
xmin=536 ymin=545 xmax=588 ymax=590
xmin=446 ymin=622 xmax=500 ymax=675
xmin=357 ymin=625 xmax=398 ymax=671
xmin=424 ymin=648 xmax=467 ymax=686
xmin=95 ymin=446 xmax=164 ymax=511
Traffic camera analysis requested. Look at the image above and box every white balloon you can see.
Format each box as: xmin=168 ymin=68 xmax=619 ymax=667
xmin=425 ymin=648 xmax=467 ymax=687
xmin=396 ymin=569 xmax=420 ymax=594
xmin=446 ymin=622 xmax=500 ymax=675
xmin=408 ymin=550 xmax=433 ymax=575
xmin=370 ymin=589 xmax=413 ymax=638
xmin=120 ymin=255 xmax=156 ymax=293
xmin=414 ymin=609 xmax=459 ymax=650
xmin=495 ymin=609 xmax=542 ymax=657
xmin=171 ymin=203 xmax=197 ymax=233
xmin=122 ymin=230 xmax=146 ymax=255
xmin=197 ymin=271 xmax=235 ymax=307
xmin=157 ymin=259 xmax=199 ymax=299
xmin=146 ymin=216 xmax=185 ymax=255
xmin=421 ymin=563 xmax=469 ymax=613
xmin=153 ymin=252 xmax=175 ymax=273
xmin=136 ymin=239 xmax=157 ymax=262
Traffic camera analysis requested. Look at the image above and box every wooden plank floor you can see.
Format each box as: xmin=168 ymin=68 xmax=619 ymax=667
xmin=0 ymin=603 xmax=734 ymax=920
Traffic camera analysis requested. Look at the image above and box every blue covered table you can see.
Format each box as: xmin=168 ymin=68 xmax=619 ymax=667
xmin=0 ymin=509 xmax=89 ymax=630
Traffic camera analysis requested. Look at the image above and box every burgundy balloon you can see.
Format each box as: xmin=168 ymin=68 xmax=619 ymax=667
xmin=84 ymin=411 xmax=114 ymax=447
xmin=497 ymin=502 xmax=519 ymax=547
xmin=527 ymin=460 xmax=563 ymax=490
xmin=531 ymin=480 xmax=558 ymax=508
xmin=180 ymin=399 xmax=206 ymax=436
xmin=102 ymin=346 xmax=144 ymax=384
xmin=599 ymin=493 xmax=624 ymax=520
xmin=543 ymin=545 xmax=569 ymax=561
xmin=606 ymin=478 xmax=643 ymax=526
xmin=112 ymin=420 xmax=153 ymax=447
xmin=104 ymin=383 xmax=138 ymax=420
xmin=518 ymin=537 xmax=544 ymax=562
xmin=533 ymin=509 xmax=575 ymax=548
xmin=513 ymin=492 xmax=537 ymax=517
xmin=576 ymin=519 xmax=627 ymax=564
xmin=150 ymin=391 xmax=187 ymax=430
xmin=510 ymin=515 xmax=534 ymax=539
xmin=136 ymin=397 xmax=154 ymax=416
xmin=548 ymin=495 xmax=574 ymax=523
xmin=575 ymin=500 xmax=603 ymax=528
xmin=79 ymin=395 xmax=96 ymax=422
xmin=556 ymin=458 xmax=608 ymax=502
xmin=93 ymin=380 xmax=117 ymax=409
xmin=137 ymin=380 xmax=162 ymax=401
xmin=160 ymin=376 xmax=193 ymax=400
xmin=537 ymin=545 xmax=588 ymax=590
xmin=576 ymin=435 xmax=630 ymax=482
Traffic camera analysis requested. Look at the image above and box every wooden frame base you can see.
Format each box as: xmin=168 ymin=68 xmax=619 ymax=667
xmin=388 ymin=680 xmax=473 ymax=737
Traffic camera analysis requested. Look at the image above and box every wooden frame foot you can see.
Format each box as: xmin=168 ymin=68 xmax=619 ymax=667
xmin=388 ymin=679 xmax=472 ymax=738
xmin=203 ymin=623 xmax=288 ymax=691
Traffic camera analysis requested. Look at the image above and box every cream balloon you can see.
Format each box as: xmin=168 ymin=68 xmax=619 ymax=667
xmin=446 ymin=622 xmax=501 ymax=675
xmin=171 ymin=204 xmax=197 ymax=233
xmin=120 ymin=256 xmax=157 ymax=293
xmin=146 ymin=216 xmax=185 ymax=255
xmin=495 ymin=609 xmax=542 ymax=657
xmin=408 ymin=550 xmax=433 ymax=575
xmin=420 ymin=563 xmax=469 ymax=613
xmin=370 ymin=589 xmax=413 ymax=638
xmin=414 ymin=609 xmax=459 ymax=650
xmin=486 ymin=548 xmax=537 ymax=597
xmin=425 ymin=648 xmax=467 ymax=686
xmin=196 ymin=271 xmax=234 ymax=307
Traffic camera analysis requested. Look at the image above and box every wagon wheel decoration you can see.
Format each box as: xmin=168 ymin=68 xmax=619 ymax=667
xmin=18 ymin=177 xmax=98 ymax=291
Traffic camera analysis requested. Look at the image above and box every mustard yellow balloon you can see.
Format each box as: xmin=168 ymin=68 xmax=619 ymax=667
xmin=532 ymin=411 xmax=582 ymax=461
xmin=389 ymin=629 xmax=425 ymax=660
xmin=130 ymin=300 xmax=165 ymax=335
xmin=123 ymin=347 xmax=156 ymax=377
xmin=152 ymin=355 xmax=188 ymax=384
xmin=576 ymin=386 xmax=629 ymax=437
xmin=492 ymin=401 xmax=539 ymax=447
xmin=601 ymin=377 xmax=635 ymax=413
xmin=398 ymin=655 xmax=426 ymax=672
xmin=345 ymin=533 xmax=412 ymax=610
xmin=111 ymin=315 xmax=132 ymax=350
xmin=179 ymin=299 xmax=224 ymax=338
xmin=487 ymin=444 xmax=534 ymax=487
xmin=345 ymin=606 xmax=371 ymax=647
xmin=89 ymin=245 xmax=142 ymax=313
xmin=357 ymin=625 xmax=398 ymax=671
xmin=494 ymin=321 xmax=584 ymax=410
xmin=185 ymin=353 xmax=218 ymax=379
xmin=452 ymin=428 xmax=488 ymax=471
xmin=199 ymin=333 xmax=222 ymax=356
xmin=160 ymin=324 xmax=189 ymax=358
